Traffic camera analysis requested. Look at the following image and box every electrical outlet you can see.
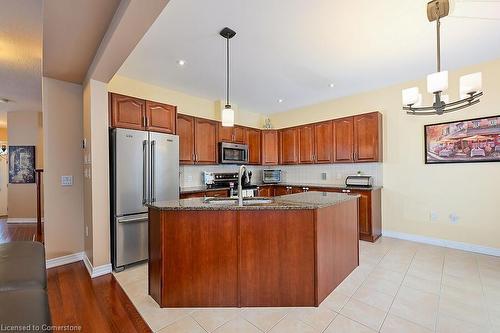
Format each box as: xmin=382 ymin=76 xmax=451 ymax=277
xmin=336 ymin=173 xmax=342 ymax=180
xmin=186 ymin=175 xmax=193 ymax=182
xmin=61 ymin=176 xmax=73 ymax=186
xmin=449 ymin=213 xmax=459 ymax=224
xmin=430 ymin=211 xmax=439 ymax=222
xmin=321 ymin=172 xmax=327 ymax=180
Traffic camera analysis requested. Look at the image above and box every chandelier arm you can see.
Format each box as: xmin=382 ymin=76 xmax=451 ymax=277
xmin=445 ymin=92 xmax=483 ymax=108
xmin=441 ymin=99 xmax=481 ymax=113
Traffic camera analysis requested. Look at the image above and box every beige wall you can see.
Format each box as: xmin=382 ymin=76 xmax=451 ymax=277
xmin=83 ymin=79 xmax=110 ymax=267
xmin=0 ymin=128 xmax=8 ymax=141
xmin=7 ymin=111 xmax=43 ymax=219
xmin=42 ymin=77 xmax=84 ymax=259
xmin=269 ymin=58 xmax=500 ymax=249
xmin=108 ymin=75 xmax=265 ymax=128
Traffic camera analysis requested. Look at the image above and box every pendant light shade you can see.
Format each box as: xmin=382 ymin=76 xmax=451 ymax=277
xmin=220 ymin=27 xmax=236 ymax=127
xmin=222 ymin=105 xmax=234 ymax=127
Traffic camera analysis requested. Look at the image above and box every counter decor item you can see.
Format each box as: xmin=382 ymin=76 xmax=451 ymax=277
xmin=8 ymin=146 xmax=35 ymax=184
xmin=424 ymin=115 xmax=500 ymax=164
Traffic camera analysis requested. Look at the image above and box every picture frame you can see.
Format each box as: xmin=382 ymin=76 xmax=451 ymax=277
xmin=8 ymin=145 xmax=36 ymax=183
xmin=424 ymin=115 xmax=500 ymax=164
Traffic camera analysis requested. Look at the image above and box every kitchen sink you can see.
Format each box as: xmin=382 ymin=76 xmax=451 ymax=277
xmin=204 ymin=197 xmax=274 ymax=205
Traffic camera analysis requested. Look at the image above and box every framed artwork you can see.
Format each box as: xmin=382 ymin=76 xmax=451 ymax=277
xmin=424 ymin=115 xmax=500 ymax=164
xmin=8 ymin=146 xmax=36 ymax=183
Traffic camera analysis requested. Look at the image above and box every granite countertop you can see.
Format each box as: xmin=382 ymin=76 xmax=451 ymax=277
xmin=147 ymin=191 xmax=360 ymax=211
xmin=180 ymin=183 xmax=382 ymax=194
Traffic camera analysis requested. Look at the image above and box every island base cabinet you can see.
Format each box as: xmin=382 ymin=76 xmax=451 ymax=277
xmin=239 ymin=210 xmax=316 ymax=307
xmin=149 ymin=210 xmax=239 ymax=307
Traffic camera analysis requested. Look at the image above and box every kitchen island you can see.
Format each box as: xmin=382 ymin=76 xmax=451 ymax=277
xmin=147 ymin=191 xmax=359 ymax=308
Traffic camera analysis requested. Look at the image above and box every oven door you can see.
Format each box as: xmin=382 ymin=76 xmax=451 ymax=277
xmin=219 ymin=143 xmax=248 ymax=164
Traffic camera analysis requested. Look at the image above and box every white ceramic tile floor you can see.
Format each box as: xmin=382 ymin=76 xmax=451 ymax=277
xmin=114 ymin=237 xmax=500 ymax=332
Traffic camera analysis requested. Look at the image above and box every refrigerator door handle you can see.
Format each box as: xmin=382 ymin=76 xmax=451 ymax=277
xmin=117 ymin=215 xmax=148 ymax=224
xmin=151 ymin=140 xmax=156 ymax=202
xmin=142 ymin=139 xmax=148 ymax=205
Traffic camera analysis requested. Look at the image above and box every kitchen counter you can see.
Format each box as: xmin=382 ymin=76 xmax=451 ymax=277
xmin=148 ymin=191 xmax=358 ymax=211
xmin=148 ymin=191 xmax=360 ymax=308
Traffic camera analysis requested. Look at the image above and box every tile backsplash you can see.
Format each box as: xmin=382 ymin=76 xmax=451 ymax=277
xmin=180 ymin=163 xmax=382 ymax=188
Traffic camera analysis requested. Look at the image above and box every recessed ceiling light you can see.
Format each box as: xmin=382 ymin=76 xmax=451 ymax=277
xmin=277 ymin=99 xmax=284 ymax=103
xmin=329 ymin=83 xmax=335 ymax=88
xmin=177 ymin=59 xmax=186 ymax=66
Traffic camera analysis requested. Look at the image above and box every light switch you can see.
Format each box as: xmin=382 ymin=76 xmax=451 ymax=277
xmin=61 ymin=176 xmax=73 ymax=186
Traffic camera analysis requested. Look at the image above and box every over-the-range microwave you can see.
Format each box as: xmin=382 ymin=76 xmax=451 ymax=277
xmin=218 ymin=142 xmax=249 ymax=164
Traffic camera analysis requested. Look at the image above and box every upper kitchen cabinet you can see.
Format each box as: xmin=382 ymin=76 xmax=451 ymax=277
xmin=261 ymin=130 xmax=279 ymax=165
xmin=109 ymin=93 xmax=178 ymax=134
xmin=217 ymin=124 xmax=246 ymax=143
xmin=353 ymin=112 xmax=383 ymax=162
xmin=194 ymin=118 xmax=218 ymax=164
xmin=333 ymin=117 xmax=354 ymax=163
xmin=298 ymin=125 xmax=315 ymax=164
xmin=246 ymin=128 xmax=261 ymax=165
xmin=110 ymin=93 xmax=145 ymax=130
xmin=280 ymin=127 xmax=299 ymax=164
xmin=145 ymin=101 xmax=176 ymax=134
xmin=314 ymin=121 xmax=334 ymax=163
xmin=177 ymin=114 xmax=196 ymax=164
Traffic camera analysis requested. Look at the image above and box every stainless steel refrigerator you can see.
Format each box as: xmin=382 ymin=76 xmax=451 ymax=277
xmin=110 ymin=128 xmax=179 ymax=271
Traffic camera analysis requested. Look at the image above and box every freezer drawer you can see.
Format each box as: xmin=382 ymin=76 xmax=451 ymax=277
xmin=115 ymin=213 xmax=148 ymax=268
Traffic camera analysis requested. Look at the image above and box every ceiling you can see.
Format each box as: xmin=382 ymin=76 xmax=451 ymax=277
xmin=43 ymin=0 xmax=121 ymax=83
xmin=118 ymin=0 xmax=500 ymax=114
xmin=0 ymin=0 xmax=42 ymax=116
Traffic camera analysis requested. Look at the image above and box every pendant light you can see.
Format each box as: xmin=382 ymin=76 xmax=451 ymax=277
xmin=402 ymin=0 xmax=483 ymax=115
xmin=220 ymin=27 xmax=236 ymax=127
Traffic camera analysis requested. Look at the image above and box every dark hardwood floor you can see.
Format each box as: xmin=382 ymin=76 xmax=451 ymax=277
xmin=0 ymin=218 xmax=37 ymax=242
xmin=48 ymin=262 xmax=151 ymax=333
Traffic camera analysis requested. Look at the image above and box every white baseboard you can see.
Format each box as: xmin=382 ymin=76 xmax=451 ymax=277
xmin=382 ymin=230 xmax=500 ymax=257
xmin=83 ymin=253 xmax=112 ymax=278
xmin=7 ymin=218 xmax=44 ymax=224
xmin=46 ymin=252 xmax=84 ymax=269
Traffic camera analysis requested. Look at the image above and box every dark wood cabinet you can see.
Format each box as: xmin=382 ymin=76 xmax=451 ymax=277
xmin=110 ymin=93 xmax=177 ymax=134
xmin=333 ymin=117 xmax=354 ymax=163
xmin=177 ymin=115 xmax=195 ymax=164
xmin=353 ymin=112 xmax=383 ymax=162
xmin=280 ymin=128 xmax=299 ymax=164
xmin=350 ymin=188 xmax=381 ymax=242
xmin=110 ymin=93 xmax=145 ymax=130
xmin=145 ymin=101 xmax=176 ymax=134
xmin=194 ymin=118 xmax=218 ymax=164
xmin=261 ymin=130 xmax=279 ymax=165
xmin=298 ymin=125 xmax=315 ymax=164
xmin=274 ymin=186 xmax=293 ymax=196
xmin=246 ymin=128 xmax=261 ymax=165
xmin=257 ymin=186 xmax=273 ymax=197
xmin=180 ymin=191 xmax=206 ymax=199
xmin=178 ymin=115 xmax=217 ymax=165
xmin=314 ymin=121 xmax=334 ymax=163
xmin=217 ymin=124 xmax=246 ymax=143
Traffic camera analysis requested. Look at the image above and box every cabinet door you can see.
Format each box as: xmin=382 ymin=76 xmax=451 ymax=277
xmin=280 ymin=128 xmax=299 ymax=164
xmin=247 ymin=128 xmax=261 ymax=165
xmin=180 ymin=191 xmax=206 ymax=199
xmin=298 ymin=125 xmax=315 ymax=164
xmin=110 ymin=93 xmax=145 ymax=130
xmin=234 ymin=126 xmax=246 ymax=143
xmin=257 ymin=186 xmax=272 ymax=197
xmin=217 ymin=123 xmax=234 ymax=143
xmin=333 ymin=117 xmax=354 ymax=163
xmin=145 ymin=101 xmax=176 ymax=134
xmin=261 ymin=130 xmax=279 ymax=165
xmin=274 ymin=186 xmax=291 ymax=196
xmin=314 ymin=121 xmax=333 ymax=163
xmin=177 ymin=115 xmax=195 ymax=164
xmin=352 ymin=191 xmax=370 ymax=236
xmin=354 ymin=112 xmax=382 ymax=162
xmin=195 ymin=118 xmax=218 ymax=164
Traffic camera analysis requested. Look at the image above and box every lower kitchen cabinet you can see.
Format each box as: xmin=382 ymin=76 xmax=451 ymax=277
xmin=180 ymin=189 xmax=229 ymax=199
xmin=257 ymin=186 xmax=273 ymax=197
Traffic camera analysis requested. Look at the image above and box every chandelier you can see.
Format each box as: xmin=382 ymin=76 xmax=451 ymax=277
xmin=402 ymin=0 xmax=483 ymax=115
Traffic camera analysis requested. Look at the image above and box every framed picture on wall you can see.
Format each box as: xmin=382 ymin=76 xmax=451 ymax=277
xmin=8 ymin=146 xmax=36 ymax=183
xmin=424 ymin=115 xmax=500 ymax=164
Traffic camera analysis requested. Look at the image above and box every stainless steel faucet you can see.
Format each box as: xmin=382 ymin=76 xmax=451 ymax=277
xmin=238 ymin=164 xmax=247 ymax=206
